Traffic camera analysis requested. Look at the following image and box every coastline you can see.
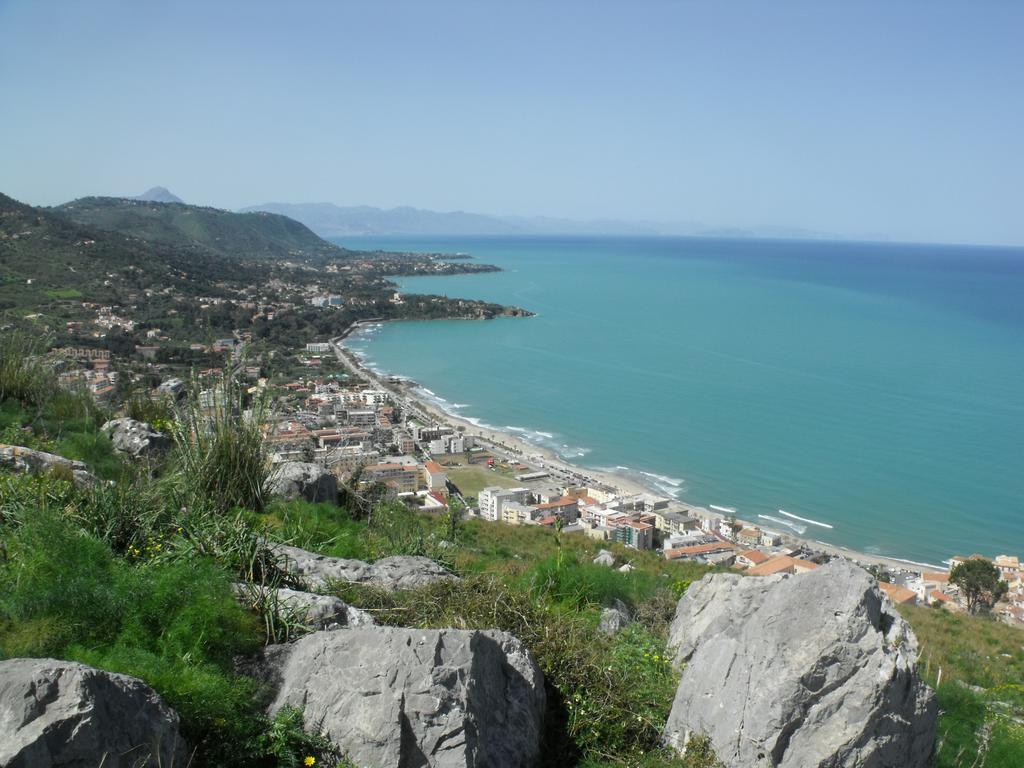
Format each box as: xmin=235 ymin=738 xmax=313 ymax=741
xmin=332 ymin=320 xmax=948 ymax=575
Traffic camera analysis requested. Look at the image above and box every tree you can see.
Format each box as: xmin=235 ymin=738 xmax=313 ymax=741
xmin=950 ymin=558 xmax=1008 ymax=614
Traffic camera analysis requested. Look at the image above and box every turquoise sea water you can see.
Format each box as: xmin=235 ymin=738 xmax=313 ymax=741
xmin=336 ymin=236 xmax=1024 ymax=566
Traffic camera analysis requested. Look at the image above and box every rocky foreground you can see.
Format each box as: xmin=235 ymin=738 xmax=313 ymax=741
xmin=0 ymin=546 xmax=937 ymax=767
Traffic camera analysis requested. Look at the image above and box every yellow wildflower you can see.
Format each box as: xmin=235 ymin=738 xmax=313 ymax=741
xmin=304 ymin=758 xmax=316 ymax=767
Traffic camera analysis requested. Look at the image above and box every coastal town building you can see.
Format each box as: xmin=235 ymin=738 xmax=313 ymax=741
xmin=665 ymin=541 xmax=738 ymax=565
xmin=735 ymin=550 xmax=771 ymax=569
xmin=531 ymin=497 xmax=580 ymax=525
xmin=879 ymin=581 xmax=918 ymax=605
xmin=747 ymin=555 xmax=820 ymax=577
xmin=423 ymin=461 xmax=448 ymax=495
xmin=612 ymin=519 xmax=654 ymax=550
xmin=361 ymin=463 xmax=420 ymax=494
xmin=478 ymin=486 xmax=531 ymax=522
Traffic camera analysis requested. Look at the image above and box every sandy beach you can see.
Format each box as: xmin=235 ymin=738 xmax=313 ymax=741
xmin=330 ymin=322 xmax=945 ymax=575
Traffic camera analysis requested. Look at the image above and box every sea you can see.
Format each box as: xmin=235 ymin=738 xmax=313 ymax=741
xmin=333 ymin=235 xmax=1024 ymax=567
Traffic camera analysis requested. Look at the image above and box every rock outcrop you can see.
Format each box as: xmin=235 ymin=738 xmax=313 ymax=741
xmin=233 ymin=583 xmax=374 ymax=629
xmin=265 ymin=462 xmax=338 ymax=504
xmin=274 ymin=544 xmax=458 ymax=591
xmin=100 ymin=418 xmax=170 ymax=460
xmin=598 ymin=599 xmax=632 ymax=636
xmin=664 ymin=559 xmax=937 ymax=768
xmin=0 ymin=658 xmax=187 ymax=768
xmin=260 ymin=627 xmax=545 ymax=768
xmin=593 ymin=549 xmax=615 ymax=567
xmin=0 ymin=444 xmax=96 ymax=488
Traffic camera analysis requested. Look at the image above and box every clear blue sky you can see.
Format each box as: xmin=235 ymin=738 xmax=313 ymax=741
xmin=1 ymin=1 xmax=1022 ymax=245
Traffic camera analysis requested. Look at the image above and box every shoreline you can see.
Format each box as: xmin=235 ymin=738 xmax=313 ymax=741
xmin=331 ymin=320 xmax=948 ymax=575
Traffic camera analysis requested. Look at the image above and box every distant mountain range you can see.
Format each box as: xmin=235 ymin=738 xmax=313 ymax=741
xmin=238 ymin=201 xmax=856 ymax=241
xmin=122 ymin=188 xmax=864 ymax=241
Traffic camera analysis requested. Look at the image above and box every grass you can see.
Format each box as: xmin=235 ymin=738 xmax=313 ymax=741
xmin=447 ymin=463 xmax=522 ymax=497
xmin=44 ymin=287 xmax=83 ymax=299
xmin=262 ymin=498 xmax=372 ymax=560
xmin=900 ymin=604 xmax=1024 ymax=689
xmin=0 ymin=323 xmax=1016 ymax=767
xmin=170 ymin=375 xmax=270 ymax=513
xmin=0 ymin=331 xmax=60 ymax=409
xmin=898 ymin=604 xmax=1024 ymax=768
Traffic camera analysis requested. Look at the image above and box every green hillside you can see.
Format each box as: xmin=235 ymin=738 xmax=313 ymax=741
xmin=0 ymin=192 xmax=248 ymax=313
xmin=54 ymin=196 xmax=350 ymax=263
xmin=0 ymin=344 xmax=1021 ymax=767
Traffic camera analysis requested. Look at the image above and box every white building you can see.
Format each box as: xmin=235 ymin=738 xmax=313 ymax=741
xmin=478 ymin=486 xmax=531 ymax=522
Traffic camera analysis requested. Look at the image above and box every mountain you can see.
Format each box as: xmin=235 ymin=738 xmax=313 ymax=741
xmin=239 ymin=201 xmax=851 ymax=240
xmin=134 ymin=186 xmax=184 ymax=204
xmin=240 ymin=202 xmax=683 ymax=237
xmin=55 ymin=196 xmax=349 ymax=263
xmin=239 ymin=202 xmax=525 ymax=237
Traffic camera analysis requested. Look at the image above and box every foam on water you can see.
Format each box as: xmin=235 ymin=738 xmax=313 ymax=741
xmin=778 ymin=510 xmax=834 ymax=529
xmin=758 ymin=514 xmax=807 ymax=536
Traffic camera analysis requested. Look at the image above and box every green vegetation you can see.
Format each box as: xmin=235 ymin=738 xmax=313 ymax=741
xmin=447 ymin=463 xmax=521 ymax=496
xmin=0 ymin=354 xmax=714 ymax=765
xmin=950 ymin=558 xmax=1009 ymax=614
xmin=900 ymin=604 xmax=1024 ymax=767
xmin=1 ymin=329 xmax=1020 ymax=767
xmin=0 ymin=332 xmax=123 ymax=480
xmin=170 ymin=377 xmax=270 ymax=513
xmin=55 ymin=196 xmax=346 ymax=263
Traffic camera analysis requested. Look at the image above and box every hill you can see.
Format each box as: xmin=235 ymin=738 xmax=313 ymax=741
xmin=0 ymin=342 xmax=1021 ymax=767
xmin=0 ymin=191 xmax=248 ymax=312
xmin=134 ymin=186 xmax=184 ymax=204
xmin=56 ymin=196 xmax=350 ymax=263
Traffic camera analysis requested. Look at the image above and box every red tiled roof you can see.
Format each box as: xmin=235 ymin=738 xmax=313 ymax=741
xmin=534 ymin=497 xmax=578 ymax=510
xmin=737 ymin=550 xmax=770 ymax=565
xmin=879 ymin=581 xmax=917 ymax=604
xmin=747 ymin=555 xmax=819 ymax=577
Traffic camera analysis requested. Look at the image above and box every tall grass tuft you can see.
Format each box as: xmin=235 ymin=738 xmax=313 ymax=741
xmin=0 ymin=331 xmax=58 ymax=409
xmin=170 ymin=374 xmax=269 ymax=513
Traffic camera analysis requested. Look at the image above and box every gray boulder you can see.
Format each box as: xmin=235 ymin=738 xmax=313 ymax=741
xmin=593 ymin=549 xmax=615 ymax=567
xmin=598 ymin=599 xmax=632 ymax=636
xmin=266 ymin=462 xmax=338 ymax=504
xmin=664 ymin=559 xmax=937 ymax=768
xmin=0 ymin=444 xmax=96 ymax=488
xmin=232 ymin=583 xmax=375 ymax=629
xmin=0 ymin=658 xmax=187 ymax=768
xmin=273 ymin=543 xmax=458 ymax=591
xmin=100 ymin=418 xmax=170 ymax=460
xmin=261 ymin=627 xmax=545 ymax=768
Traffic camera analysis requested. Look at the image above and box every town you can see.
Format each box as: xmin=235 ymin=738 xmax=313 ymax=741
xmin=60 ymin=320 xmax=1017 ymax=628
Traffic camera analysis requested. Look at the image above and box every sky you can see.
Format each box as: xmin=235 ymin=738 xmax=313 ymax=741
xmin=1 ymin=1 xmax=1022 ymax=245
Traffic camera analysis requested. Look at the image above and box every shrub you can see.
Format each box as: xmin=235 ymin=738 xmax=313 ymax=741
xmin=0 ymin=331 xmax=57 ymax=409
xmin=170 ymin=377 xmax=269 ymax=513
xmin=0 ymin=512 xmax=284 ymax=766
xmin=55 ymin=429 xmax=123 ymax=480
xmin=520 ymin=552 xmax=657 ymax=611
xmin=265 ymin=498 xmax=372 ymax=561
xmin=253 ymin=706 xmax=341 ymax=768
xmin=124 ymin=390 xmax=176 ymax=427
